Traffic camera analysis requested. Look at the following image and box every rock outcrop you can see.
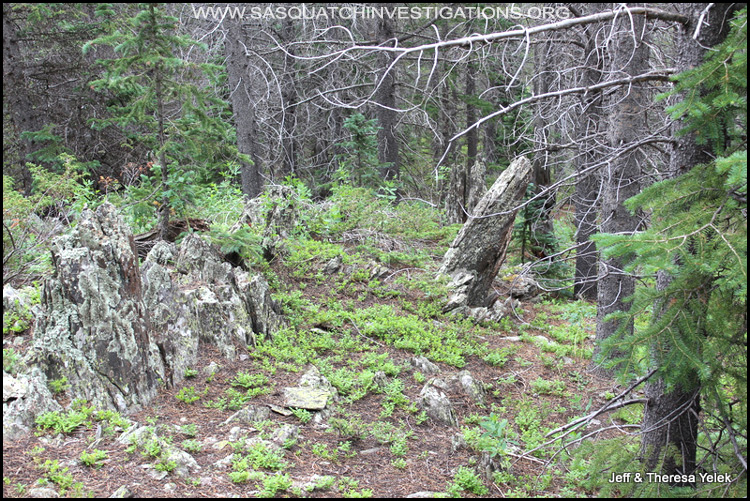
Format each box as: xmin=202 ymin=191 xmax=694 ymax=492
xmin=439 ymin=156 xmax=532 ymax=310
xmin=4 ymin=203 xmax=285 ymax=438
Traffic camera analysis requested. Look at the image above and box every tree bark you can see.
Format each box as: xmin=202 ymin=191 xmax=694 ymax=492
xmin=3 ymin=5 xmax=42 ymax=193
xmin=465 ymin=60 xmax=478 ymax=214
xmin=592 ymin=5 xmax=650 ymax=377
xmin=573 ymin=5 xmax=606 ymax=301
xmin=375 ymin=11 xmax=399 ymax=182
xmin=226 ymin=20 xmax=263 ymax=198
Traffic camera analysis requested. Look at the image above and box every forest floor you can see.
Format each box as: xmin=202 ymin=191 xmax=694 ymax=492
xmin=3 ymin=201 xmax=641 ymax=498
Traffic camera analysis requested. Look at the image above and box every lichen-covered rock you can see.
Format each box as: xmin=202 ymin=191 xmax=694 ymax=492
xmin=439 ymin=156 xmax=532 ymax=308
xmin=3 ymin=367 xmax=62 ymax=440
xmin=222 ymin=405 xmax=271 ymax=425
xmin=409 ymin=356 xmax=441 ymax=376
xmin=283 ymin=387 xmax=331 ymax=410
xmin=31 ymin=203 xmax=165 ymax=412
xmin=417 ymin=384 xmax=457 ymax=427
xmin=5 ymin=203 xmax=286 ymax=439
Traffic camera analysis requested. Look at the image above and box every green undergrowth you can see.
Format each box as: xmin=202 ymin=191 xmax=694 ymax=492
xmin=13 ymin=181 xmax=737 ymax=498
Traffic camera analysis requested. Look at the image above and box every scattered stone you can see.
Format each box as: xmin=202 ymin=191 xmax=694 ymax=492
xmin=406 ymin=491 xmax=442 ymax=498
xmin=203 ymin=362 xmax=221 ymax=378
xmin=211 ymin=440 xmax=231 ymax=451
xmin=145 ymin=466 xmax=169 ymax=481
xmin=163 ymin=483 xmax=177 ymax=493
xmin=451 ymin=434 xmax=467 ymax=453
xmin=28 ymin=487 xmax=59 ymax=498
xmin=283 ymin=387 xmax=331 ymax=410
xmin=213 ymin=455 xmax=234 ymax=469
xmin=227 ymin=426 xmax=243 ymax=442
xmin=222 ymin=405 xmax=271 ymax=425
xmin=109 ymin=485 xmax=133 ymax=498
xmin=312 ymin=407 xmax=334 ymax=425
xmin=271 ymin=424 xmax=299 ymax=445
xmin=299 ymin=365 xmax=335 ymax=394
xmin=417 ymin=384 xmax=457 ymax=427
xmin=359 ymin=447 xmax=383 ymax=455
xmin=409 ymin=356 xmax=441 ymax=375
xmin=450 ymin=371 xmax=487 ymax=405
xmin=162 ymin=447 xmax=200 ymax=477
xmin=269 ymin=404 xmax=293 ymax=416
xmin=323 ymin=255 xmax=343 ymax=274
xmin=477 ymin=451 xmax=500 ymax=482
xmin=369 ymin=264 xmax=390 ymax=280
xmin=372 ymin=371 xmax=389 ymax=391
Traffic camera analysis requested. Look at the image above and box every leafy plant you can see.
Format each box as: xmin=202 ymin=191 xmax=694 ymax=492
xmin=79 ymin=449 xmax=107 ymax=468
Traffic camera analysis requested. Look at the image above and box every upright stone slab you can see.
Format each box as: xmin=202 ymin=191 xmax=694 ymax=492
xmin=439 ymin=156 xmax=532 ymax=308
xmin=32 ymin=203 xmax=165 ymax=412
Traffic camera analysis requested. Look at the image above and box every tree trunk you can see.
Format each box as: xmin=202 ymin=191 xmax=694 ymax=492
xmin=573 ymin=5 xmax=606 ymax=300
xmin=465 ymin=60 xmax=478 ymax=214
xmin=226 ymin=20 xmax=263 ymax=198
xmin=375 ymin=11 xmax=399 ymax=182
xmin=530 ymin=36 xmax=557 ymax=260
xmin=439 ymin=156 xmax=532 ymax=307
xmin=592 ymin=6 xmax=649 ymax=377
xmin=279 ymin=17 xmax=299 ymax=179
xmin=640 ymin=2 xmax=737 ymax=483
xmin=3 ymin=5 xmax=42 ymax=193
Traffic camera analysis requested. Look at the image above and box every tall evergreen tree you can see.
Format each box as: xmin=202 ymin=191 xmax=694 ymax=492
xmin=593 ymin=6 xmax=746 ymax=483
xmin=85 ymin=3 xmax=241 ymax=240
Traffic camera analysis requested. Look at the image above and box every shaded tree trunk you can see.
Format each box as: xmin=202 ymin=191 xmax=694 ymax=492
xmin=225 ymin=20 xmax=263 ymax=198
xmin=279 ymin=17 xmax=299 ymax=179
xmin=592 ymin=6 xmax=649 ymax=377
xmin=573 ymin=5 xmax=606 ymax=300
xmin=465 ymin=61 xmax=479 ymax=214
xmin=3 ymin=5 xmax=43 ymax=193
xmin=530 ymin=36 xmax=557 ymax=260
xmin=375 ymin=11 xmax=399 ymax=182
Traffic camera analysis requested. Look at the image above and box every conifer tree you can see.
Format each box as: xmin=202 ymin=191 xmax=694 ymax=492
xmin=593 ymin=7 xmax=746 ymax=483
xmin=84 ymin=3 xmax=241 ymax=240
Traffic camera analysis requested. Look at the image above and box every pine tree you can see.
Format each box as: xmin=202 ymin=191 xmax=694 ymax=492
xmin=593 ymin=7 xmax=746 ymax=484
xmin=84 ymin=3 xmax=242 ymax=240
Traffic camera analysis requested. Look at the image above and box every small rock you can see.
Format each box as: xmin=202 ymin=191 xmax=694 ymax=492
xmin=283 ymin=387 xmax=331 ymax=410
xmin=451 ymin=434 xmax=467 ymax=453
xmin=323 ymin=256 xmax=343 ymax=274
xmin=359 ymin=447 xmax=382 ymax=455
xmin=109 ymin=485 xmax=134 ymax=498
xmin=269 ymin=404 xmax=293 ymax=416
xmin=406 ymin=491 xmax=442 ymax=498
xmin=211 ymin=440 xmax=231 ymax=451
xmin=228 ymin=426 xmax=243 ymax=442
xmin=203 ymin=362 xmax=221 ymax=377
xmin=410 ymin=356 xmax=441 ymax=375
xmin=271 ymin=424 xmax=299 ymax=445
xmin=222 ymin=405 xmax=271 ymax=425
xmin=28 ymin=488 xmax=59 ymax=498
xmin=417 ymin=385 xmax=457 ymax=427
